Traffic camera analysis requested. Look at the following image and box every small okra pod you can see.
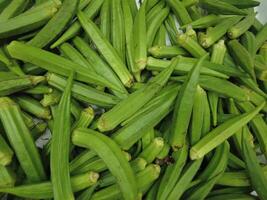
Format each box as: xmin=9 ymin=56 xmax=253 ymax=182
xmin=0 ymin=171 xmax=99 ymax=199
xmin=259 ymin=42 xmax=267 ymax=64
xmin=28 ymin=0 xmax=78 ymax=48
xmin=0 ymin=75 xmax=45 ymax=96
xmin=199 ymin=0 xmax=247 ymax=15
xmin=167 ymin=159 xmax=203 ymax=200
xmin=220 ymin=0 xmax=260 ymax=9
xmin=14 ymin=95 xmax=51 ymax=120
xmin=190 ymin=85 xmax=205 ymax=145
xmin=240 ymin=31 xmax=256 ymax=58
xmin=0 ymin=165 xmax=16 ymax=188
xmin=181 ymin=14 xmax=224 ymax=29
xmin=0 ymin=97 xmax=46 ymax=182
xmin=0 ymin=134 xmax=13 ymax=166
xmin=190 ymin=102 xmax=265 ymax=160
xmin=77 ymin=11 xmax=133 ymax=87
xmin=0 ymin=0 xmax=28 ymax=22
xmin=166 ymin=0 xmax=192 ymax=26
xmin=132 ymin=0 xmax=147 ymax=76
xmin=211 ymin=40 xmax=226 ymax=64
xmin=50 ymin=72 xmax=74 ymax=200
xmin=24 ymin=85 xmax=53 ymax=95
xmin=59 ymin=43 xmax=96 ymax=72
xmin=97 ymin=58 xmax=177 ymax=132
xmin=146 ymin=1 xmax=165 ymax=25
xmin=0 ymin=3 xmax=58 ymax=39
xmin=177 ymin=33 xmax=208 ymax=58
xmin=139 ymin=137 xmax=164 ymax=163
xmin=50 ymin=0 xmax=104 ymax=48
xmin=7 ymin=41 xmax=117 ymax=90
xmin=242 ymin=135 xmax=267 ymax=200
xmin=228 ymin=39 xmax=256 ymax=81
xmin=72 ymin=128 xmax=138 ymax=200
xmin=72 ymin=107 xmax=94 ymax=130
xmin=255 ymin=23 xmax=267 ymax=51
xmin=170 ymin=54 xmax=208 ymax=150
xmin=199 ymin=16 xmax=242 ymax=48
xmin=148 ymin=45 xmax=188 ymax=58
xmin=153 ymin=25 xmax=167 ymax=46
xmin=157 ymin=143 xmax=188 ymax=200
xmin=147 ymin=6 xmax=169 ymax=48
xmin=228 ymin=12 xmax=256 ymax=39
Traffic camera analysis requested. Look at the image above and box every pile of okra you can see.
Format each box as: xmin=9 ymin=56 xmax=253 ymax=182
xmin=0 ymin=0 xmax=267 ymax=199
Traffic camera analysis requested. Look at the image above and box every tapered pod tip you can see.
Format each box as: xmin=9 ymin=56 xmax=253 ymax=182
xmin=88 ymin=171 xmax=99 ymax=183
xmin=0 ymin=97 xmax=16 ymax=107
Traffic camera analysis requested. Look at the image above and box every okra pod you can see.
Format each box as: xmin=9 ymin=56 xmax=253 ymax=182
xmin=255 ymin=22 xmax=267 ymax=51
xmin=72 ymin=128 xmax=138 ymax=200
xmin=139 ymin=137 xmax=164 ymax=163
xmin=78 ymin=11 xmax=133 ymax=87
xmin=190 ymin=102 xmax=265 ymax=160
xmin=0 ymin=0 xmax=28 ymax=22
xmin=100 ymin=0 xmax=111 ymax=41
xmin=0 ymin=171 xmax=99 ymax=199
xmin=7 ymin=41 xmax=116 ymax=90
xmin=24 ymin=85 xmax=53 ymax=95
xmin=0 ymin=134 xmax=13 ymax=166
xmin=149 ymin=45 xmax=188 ymax=58
xmin=241 ymin=31 xmax=256 ymax=58
xmin=181 ymin=14 xmax=223 ymax=29
xmin=0 ymin=97 xmax=46 ymax=182
xmin=0 ymin=165 xmax=16 ymax=188
xmin=170 ymin=55 xmax=208 ymax=150
xmin=0 ymin=75 xmax=45 ymax=96
xmin=220 ymin=0 xmax=260 ymax=9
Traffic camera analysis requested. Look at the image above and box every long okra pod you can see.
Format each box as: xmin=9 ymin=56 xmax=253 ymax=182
xmin=0 ymin=97 xmax=46 ymax=182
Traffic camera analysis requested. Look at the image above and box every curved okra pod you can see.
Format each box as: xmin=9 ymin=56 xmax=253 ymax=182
xmin=0 ymin=75 xmax=45 ymax=96
xmin=97 ymin=58 xmax=176 ymax=132
xmin=157 ymin=143 xmax=188 ymax=200
xmin=242 ymin=135 xmax=267 ymax=200
xmin=199 ymin=0 xmax=247 ymax=15
xmin=228 ymin=39 xmax=256 ymax=81
xmin=0 ymin=3 xmax=59 ymax=39
xmin=7 ymin=41 xmax=117 ymax=90
xmin=190 ymin=102 xmax=265 ymax=160
xmin=0 ymin=171 xmax=99 ymax=199
xmin=72 ymin=128 xmax=138 ymax=200
xmin=228 ymin=12 xmax=256 ymax=39
xmin=28 ymin=0 xmax=78 ymax=48
xmin=220 ymin=0 xmax=260 ymax=8
xmin=0 ymin=97 xmax=46 ymax=182
xmin=0 ymin=134 xmax=13 ymax=166
xmin=50 ymin=72 xmax=74 ymax=200
xmin=14 ymin=95 xmax=51 ymax=120
xmin=46 ymin=73 xmax=120 ymax=108
xmin=50 ymin=0 xmax=104 ymax=48
xmin=170 ymin=54 xmax=208 ymax=150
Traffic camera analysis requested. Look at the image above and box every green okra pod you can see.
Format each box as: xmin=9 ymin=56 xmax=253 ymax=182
xmin=199 ymin=0 xmax=247 ymax=15
xmin=255 ymin=22 xmax=267 ymax=51
xmin=72 ymin=107 xmax=94 ymax=130
xmin=24 ymin=85 xmax=53 ymax=95
xmin=177 ymin=33 xmax=208 ymax=58
xmin=46 ymin=73 xmax=120 ymax=108
xmin=0 ymin=134 xmax=13 ymax=166
xmin=0 ymin=75 xmax=45 ymax=96
xmin=72 ymin=128 xmax=138 ymax=200
xmin=50 ymin=72 xmax=74 ymax=200
xmin=181 ymin=14 xmax=223 ymax=29
xmin=190 ymin=102 xmax=265 ymax=160
xmin=170 ymin=55 xmax=208 ymax=150
xmin=220 ymin=0 xmax=260 ymax=8
xmin=148 ymin=45 xmax=188 ymax=58
xmin=228 ymin=12 xmax=256 ymax=39
xmin=7 ymin=41 xmax=116 ymax=90
xmin=139 ymin=137 xmax=164 ymax=163
xmin=0 ymin=97 xmax=46 ymax=182
xmin=51 ymin=0 xmax=104 ymax=48
xmin=241 ymin=31 xmax=256 ymax=58
xmin=14 ymin=95 xmax=51 ymax=120
xmin=0 ymin=0 xmax=28 ymax=22
xmin=100 ymin=0 xmax=111 ymax=41
xmin=146 ymin=1 xmax=165 ymax=25
xmin=97 ymin=58 xmax=176 ymax=132
xmin=0 ymin=165 xmax=16 ymax=188
xmin=166 ymin=0 xmax=192 ymax=26
xmin=0 ymin=171 xmax=99 ymax=199
xmin=228 ymin=152 xmax=246 ymax=169
xmin=228 ymin=39 xmax=256 ymax=80
xmin=30 ymin=122 xmax=47 ymax=140
xmin=78 ymin=11 xmax=133 ymax=87
xmin=206 ymin=194 xmax=256 ymax=200
xmin=141 ymin=128 xmax=154 ymax=149
xmin=28 ymin=0 xmax=78 ymax=48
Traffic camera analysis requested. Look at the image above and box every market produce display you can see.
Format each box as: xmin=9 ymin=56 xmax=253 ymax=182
xmin=0 ymin=0 xmax=267 ymax=199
